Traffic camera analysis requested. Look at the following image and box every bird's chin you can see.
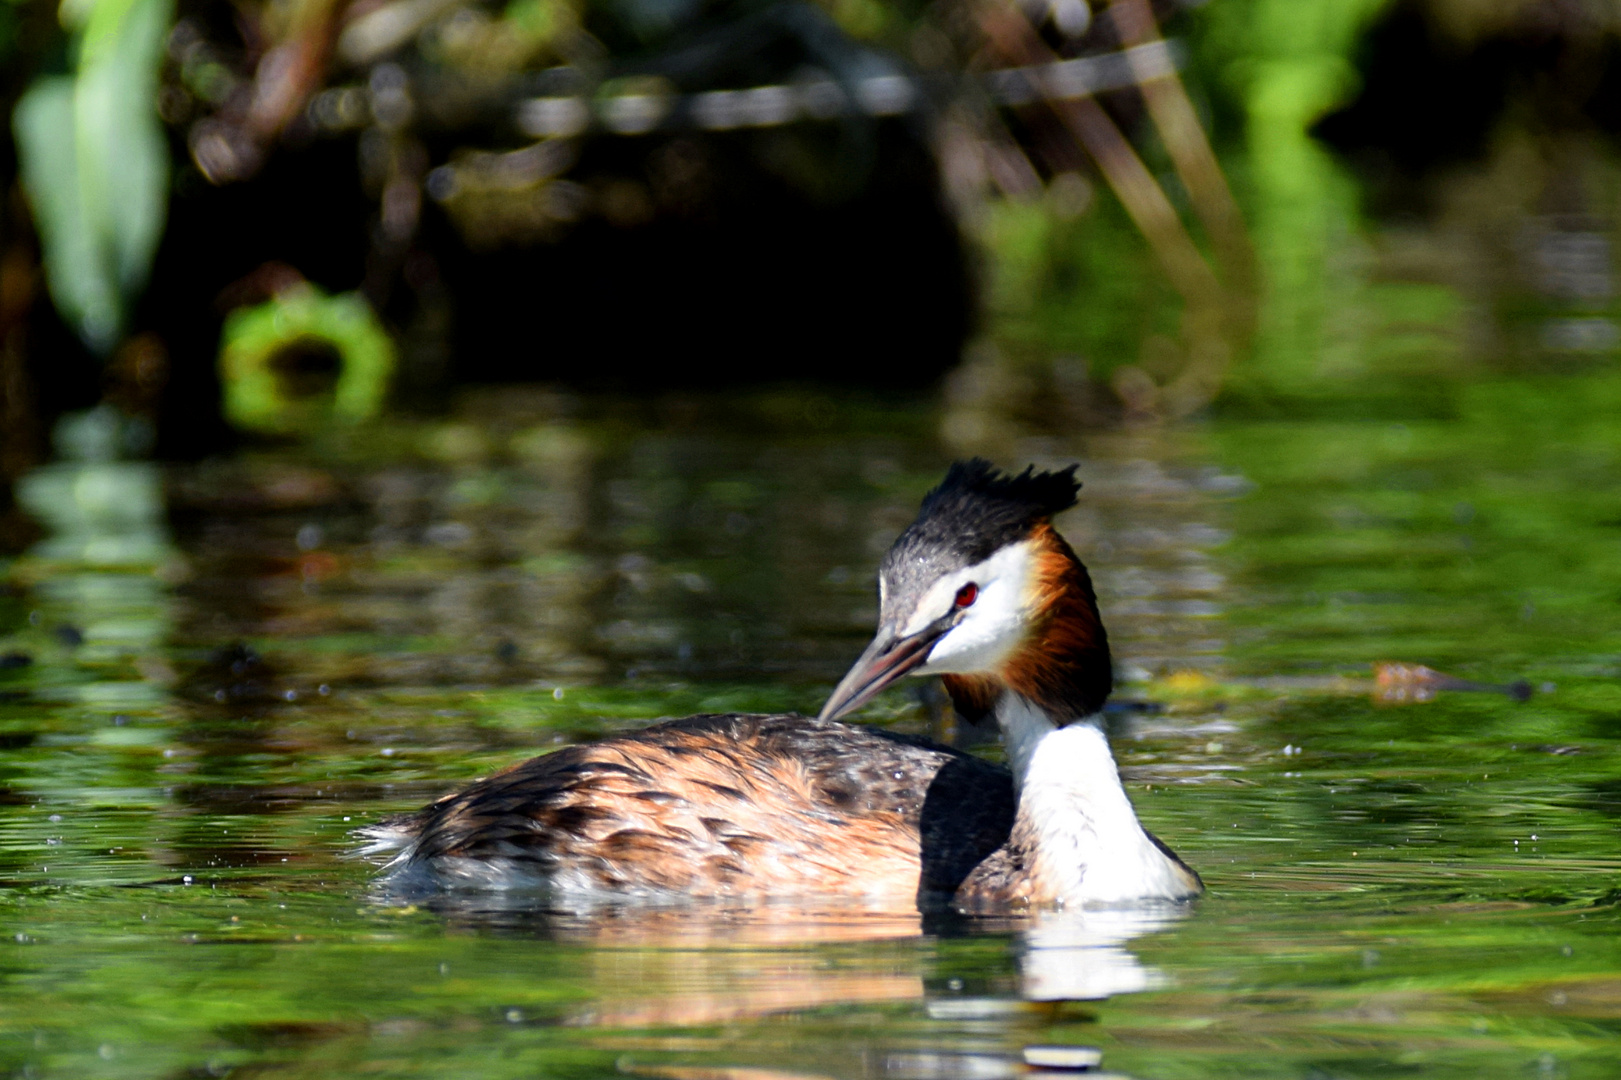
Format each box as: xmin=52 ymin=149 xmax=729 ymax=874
xmin=915 ymin=638 xmax=1017 ymax=679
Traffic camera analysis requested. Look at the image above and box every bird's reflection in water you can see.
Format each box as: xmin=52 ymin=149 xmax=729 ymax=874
xmin=411 ymin=892 xmax=1190 ymax=1028
xmin=1016 ymin=904 xmax=1187 ymax=1001
xmin=416 ymin=894 xmax=927 ymax=1027
xmin=624 ymin=1068 xmax=841 ymax=1080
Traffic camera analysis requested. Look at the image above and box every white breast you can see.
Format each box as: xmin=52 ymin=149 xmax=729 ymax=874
xmin=998 ymin=694 xmax=1198 ymax=905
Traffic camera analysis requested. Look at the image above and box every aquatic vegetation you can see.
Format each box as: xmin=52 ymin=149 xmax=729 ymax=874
xmin=219 ymin=286 xmax=397 ymax=435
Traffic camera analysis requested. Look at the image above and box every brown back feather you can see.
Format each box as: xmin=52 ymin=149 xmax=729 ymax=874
xmin=386 ymin=713 xmax=1016 ymax=898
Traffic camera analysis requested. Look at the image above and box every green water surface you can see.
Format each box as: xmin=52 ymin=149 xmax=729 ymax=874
xmin=3 ymin=369 xmax=1621 ymax=1079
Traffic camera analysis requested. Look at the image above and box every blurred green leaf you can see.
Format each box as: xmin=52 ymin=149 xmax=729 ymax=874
xmin=11 ymin=0 xmax=172 ymax=356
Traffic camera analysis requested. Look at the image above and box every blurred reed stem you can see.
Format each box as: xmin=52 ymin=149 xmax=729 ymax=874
xmin=978 ymin=1 xmax=1245 ymax=417
xmin=1108 ymin=0 xmax=1256 ymax=334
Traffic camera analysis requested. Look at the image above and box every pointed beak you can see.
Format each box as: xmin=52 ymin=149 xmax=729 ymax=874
xmin=818 ymin=617 xmax=953 ymax=722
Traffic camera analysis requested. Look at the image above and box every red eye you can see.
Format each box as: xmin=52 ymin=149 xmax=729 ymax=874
xmin=954 ymin=583 xmax=978 ymax=608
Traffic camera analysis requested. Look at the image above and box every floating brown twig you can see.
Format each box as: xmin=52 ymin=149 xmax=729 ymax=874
xmin=1373 ymin=662 xmax=1533 ymax=704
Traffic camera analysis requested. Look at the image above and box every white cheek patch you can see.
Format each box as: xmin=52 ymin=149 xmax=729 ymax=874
xmin=911 ymin=541 xmax=1037 ymax=677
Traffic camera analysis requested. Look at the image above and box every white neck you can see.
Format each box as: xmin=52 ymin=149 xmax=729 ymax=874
xmin=995 ymin=692 xmax=1199 ymax=905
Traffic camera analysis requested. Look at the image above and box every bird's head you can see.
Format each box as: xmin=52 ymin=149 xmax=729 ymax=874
xmin=819 ymin=459 xmax=1111 ymax=725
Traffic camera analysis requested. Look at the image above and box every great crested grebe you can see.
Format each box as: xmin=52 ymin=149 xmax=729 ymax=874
xmin=361 ymin=460 xmax=1201 ymax=906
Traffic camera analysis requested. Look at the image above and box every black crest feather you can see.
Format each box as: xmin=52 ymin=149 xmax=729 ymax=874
xmin=884 ymin=459 xmax=1081 ymax=580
